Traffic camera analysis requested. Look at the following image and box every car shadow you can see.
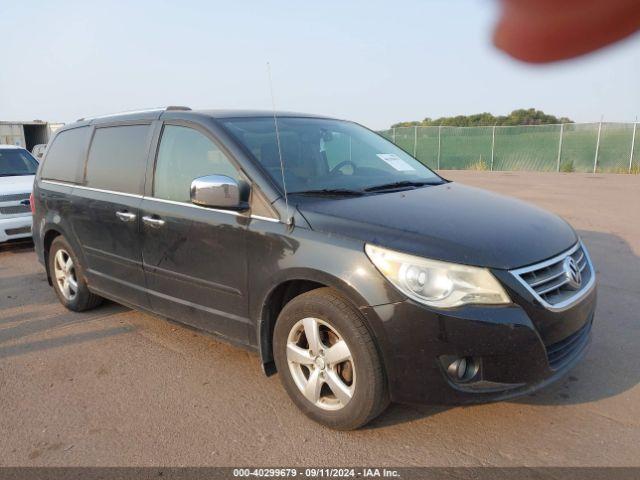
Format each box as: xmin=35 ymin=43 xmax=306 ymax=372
xmin=364 ymin=403 xmax=450 ymax=429
xmin=0 ymin=302 xmax=128 ymax=343
xmin=0 ymin=324 xmax=134 ymax=360
xmin=0 ymin=238 xmax=34 ymax=254
xmin=0 ymin=239 xmax=133 ymax=359
xmin=0 ymin=302 xmax=132 ymax=360
xmin=0 ymin=239 xmax=53 ymax=306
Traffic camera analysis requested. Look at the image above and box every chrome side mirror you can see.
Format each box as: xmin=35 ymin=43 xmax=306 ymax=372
xmin=190 ymin=175 xmax=248 ymax=210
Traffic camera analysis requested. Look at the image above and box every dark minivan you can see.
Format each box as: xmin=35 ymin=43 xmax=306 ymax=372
xmin=33 ymin=107 xmax=596 ymax=429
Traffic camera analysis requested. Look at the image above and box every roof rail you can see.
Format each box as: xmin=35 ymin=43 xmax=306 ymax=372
xmin=76 ymin=106 xmax=192 ymax=122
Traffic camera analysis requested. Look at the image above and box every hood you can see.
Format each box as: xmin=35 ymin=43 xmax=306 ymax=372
xmin=0 ymin=175 xmax=35 ymax=195
xmin=295 ymin=182 xmax=577 ymax=270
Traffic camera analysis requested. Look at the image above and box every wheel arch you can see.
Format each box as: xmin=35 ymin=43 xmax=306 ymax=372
xmin=42 ymin=227 xmax=64 ymax=286
xmin=41 ymin=223 xmax=85 ymax=286
xmin=256 ymin=268 xmax=387 ymax=377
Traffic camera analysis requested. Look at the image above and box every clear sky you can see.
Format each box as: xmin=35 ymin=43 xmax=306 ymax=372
xmin=2 ymin=0 xmax=639 ymax=129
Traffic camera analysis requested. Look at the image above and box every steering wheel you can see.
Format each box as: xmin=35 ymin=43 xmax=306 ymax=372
xmin=329 ymin=160 xmax=357 ymax=176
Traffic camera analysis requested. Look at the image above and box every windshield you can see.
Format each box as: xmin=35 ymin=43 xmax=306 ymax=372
xmin=0 ymin=148 xmax=39 ymax=177
xmin=220 ymin=117 xmax=443 ymax=194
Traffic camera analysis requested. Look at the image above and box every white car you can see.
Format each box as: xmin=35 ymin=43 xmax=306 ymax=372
xmin=0 ymin=145 xmax=38 ymax=242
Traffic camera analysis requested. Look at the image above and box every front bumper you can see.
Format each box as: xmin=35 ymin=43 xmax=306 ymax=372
xmin=361 ymin=280 xmax=596 ymax=405
xmin=0 ymin=215 xmax=32 ymax=243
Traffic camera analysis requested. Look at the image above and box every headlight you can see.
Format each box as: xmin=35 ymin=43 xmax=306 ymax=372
xmin=365 ymin=244 xmax=511 ymax=308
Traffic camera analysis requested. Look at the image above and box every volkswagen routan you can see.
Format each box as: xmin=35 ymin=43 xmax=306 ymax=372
xmin=33 ymin=107 xmax=596 ymax=429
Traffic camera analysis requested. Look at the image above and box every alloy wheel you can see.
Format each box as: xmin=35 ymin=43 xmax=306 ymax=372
xmin=286 ymin=317 xmax=355 ymax=411
xmin=53 ymin=249 xmax=78 ymax=301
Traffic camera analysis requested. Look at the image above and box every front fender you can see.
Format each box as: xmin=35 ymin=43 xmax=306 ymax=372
xmin=246 ymin=221 xmax=405 ymax=372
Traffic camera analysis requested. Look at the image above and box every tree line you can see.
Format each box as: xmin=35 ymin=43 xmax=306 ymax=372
xmin=391 ymin=109 xmax=573 ymax=128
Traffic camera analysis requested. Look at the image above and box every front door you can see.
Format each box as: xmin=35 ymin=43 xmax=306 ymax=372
xmin=141 ymin=124 xmax=250 ymax=343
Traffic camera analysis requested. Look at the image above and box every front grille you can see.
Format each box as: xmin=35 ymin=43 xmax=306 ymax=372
xmin=0 ymin=193 xmax=30 ymax=202
xmin=545 ymin=319 xmax=592 ymax=370
xmin=5 ymin=226 xmax=31 ymax=236
xmin=511 ymin=242 xmax=595 ymax=311
xmin=0 ymin=205 xmax=30 ymax=215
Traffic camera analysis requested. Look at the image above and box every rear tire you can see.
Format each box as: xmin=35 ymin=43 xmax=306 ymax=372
xmin=49 ymin=236 xmax=103 ymax=312
xmin=273 ymin=287 xmax=389 ymax=430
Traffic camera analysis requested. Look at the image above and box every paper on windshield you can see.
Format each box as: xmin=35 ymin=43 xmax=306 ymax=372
xmin=376 ymin=154 xmax=415 ymax=171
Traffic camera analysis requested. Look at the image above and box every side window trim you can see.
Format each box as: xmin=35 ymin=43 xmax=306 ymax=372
xmin=39 ymin=179 xmax=280 ymax=223
xmin=80 ymin=125 xmax=96 ymax=185
xmin=143 ymin=120 xmax=164 ymax=197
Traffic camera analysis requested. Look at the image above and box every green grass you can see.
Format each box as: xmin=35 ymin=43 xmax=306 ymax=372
xmin=386 ymin=123 xmax=638 ymax=173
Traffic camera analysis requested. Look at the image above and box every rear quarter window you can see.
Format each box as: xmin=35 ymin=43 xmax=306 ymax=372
xmin=85 ymin=124 xmax=151 ymax=195
xmin=40 ymin=126 xmax=91 ymax=183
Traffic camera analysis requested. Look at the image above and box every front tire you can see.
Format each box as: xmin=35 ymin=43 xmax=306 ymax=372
xmin=49 ymin=236 xmax=103 ymax=312
xmin=273 ymin=288 xmax=389 ymax=430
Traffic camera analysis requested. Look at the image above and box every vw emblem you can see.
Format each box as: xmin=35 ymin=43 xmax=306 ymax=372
xmin=563 ymin=257 xmax=582 ymax=290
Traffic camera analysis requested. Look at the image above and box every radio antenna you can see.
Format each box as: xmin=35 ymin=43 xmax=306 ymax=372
xmin=267 ymin=62 xmax=292 ymax=227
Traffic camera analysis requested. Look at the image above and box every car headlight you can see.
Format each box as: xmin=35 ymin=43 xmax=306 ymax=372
xmin=365 ymin=244 xmax=511 ymax=308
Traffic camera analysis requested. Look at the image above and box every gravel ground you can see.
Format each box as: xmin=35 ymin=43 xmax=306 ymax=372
xmin=0 ymin=171 xmax=638 ymax=466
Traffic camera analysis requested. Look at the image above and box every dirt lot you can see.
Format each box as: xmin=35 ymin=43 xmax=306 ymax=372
xmin=1 ymin=171 xmax=639 ymax=466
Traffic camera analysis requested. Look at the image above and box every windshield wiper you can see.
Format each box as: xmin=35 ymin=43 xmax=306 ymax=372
xmin=288 ymin=188 xmax=365 ymax=197
xmin=0 ymin=173 xmax=35 ymax=177
xmin=363 ymin=180 xmax=441 ymax=192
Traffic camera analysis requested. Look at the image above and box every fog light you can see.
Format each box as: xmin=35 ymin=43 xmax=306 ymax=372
xmin=443 ymin=356 xmax=479 ymax=383
xmin=447 ymin=358 xmax=467 ymax=379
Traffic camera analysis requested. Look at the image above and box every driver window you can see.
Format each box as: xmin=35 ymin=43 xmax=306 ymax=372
xmin=154 ymin=125 xmax=241 ymax=203
xmin=321 ymin=130 xmax=393 ymax=175
xmin=323 ymin=132 xmax=349 ymax=170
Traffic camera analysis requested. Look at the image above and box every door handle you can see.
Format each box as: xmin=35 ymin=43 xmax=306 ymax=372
xmin=115 ymin=211 xmax=137 ymax=222
xmin=142 ymin=215 xmax=166 ymax=228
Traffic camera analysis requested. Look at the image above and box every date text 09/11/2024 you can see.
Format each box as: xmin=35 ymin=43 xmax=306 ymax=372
xmin=232 ymin=468 xmax=400 ymax=477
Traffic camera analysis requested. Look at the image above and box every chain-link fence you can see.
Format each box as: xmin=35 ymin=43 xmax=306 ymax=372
xmin=380 ymin=123 xmax=639 ymax=174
